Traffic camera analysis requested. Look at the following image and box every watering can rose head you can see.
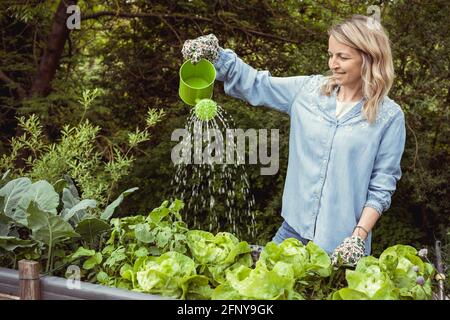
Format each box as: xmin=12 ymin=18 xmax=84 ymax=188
xmin=182 ymin=34 xmax=220 ymax=64
xmin=194 ymin=99 xmax=218 ymax=121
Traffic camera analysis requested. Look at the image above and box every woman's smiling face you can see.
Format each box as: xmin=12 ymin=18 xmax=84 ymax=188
xmin=328 ymin=35 xmax=363 ymax=87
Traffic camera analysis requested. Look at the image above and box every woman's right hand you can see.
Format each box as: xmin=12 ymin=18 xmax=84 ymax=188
xmin=182 ymin=34 xmax=220 ymax=64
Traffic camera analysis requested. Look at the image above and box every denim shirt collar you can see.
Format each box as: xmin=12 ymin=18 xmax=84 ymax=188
xmin=330 ymin=85 xmax=365 ymax=124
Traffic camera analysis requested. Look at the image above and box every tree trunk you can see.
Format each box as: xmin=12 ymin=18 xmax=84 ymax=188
xmin=30 ymin=0 xmax=78 ymax=97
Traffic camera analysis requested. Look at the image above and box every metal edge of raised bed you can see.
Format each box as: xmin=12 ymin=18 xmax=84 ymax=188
xmin=0 ymin=267 xmax=170 ymax=300
xmin=0 ymin=267 xmax=19 ymax=298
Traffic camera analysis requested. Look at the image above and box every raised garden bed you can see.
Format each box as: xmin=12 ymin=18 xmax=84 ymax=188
xmin=0 ymin=176 xmax=446 ymax=300
xmin=0 ymin=261 xmax=167 ymax=300
xmin=1 ymin=254 xmax=447 ymax=300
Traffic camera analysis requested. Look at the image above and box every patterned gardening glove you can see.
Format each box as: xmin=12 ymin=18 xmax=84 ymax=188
xmin=182 ymin=33 xmax=220 ymax=64
xmin=331 ymin=236 xmax=366 ymax=267
xmin=249 ymin=244 xmax=264 ymax=266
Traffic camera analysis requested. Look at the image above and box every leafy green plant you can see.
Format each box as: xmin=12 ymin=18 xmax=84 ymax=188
xmin=68 ymin=199 xmax=190 ymax=287
xmin=70 ymin=200 xmax=255 ymax=299
xmin=135 ymin=251 xmax=212 ymax=299
xmin=186 ymin=230 xmax=252 ymax=285
xmin=0 ymin=175 xmax=137 ymax=272
xmin=1 ymin=186 xmax=438 ymax=300
xmin=332 ymin=245 xmax=435 ymax=300
xmin=107 ymin=199 xmax=189 ymax=256
xmin=212 ymin=263 xmax=301 ymax=300
xmin=211 ymin=238 xmax=335 ymax=300
xmin=73 ymin=199 xmax=434 ymax=300
xmin=81 ymin=199 xmax=437 ymax=300
xmin=0 ymin=89 xmax=165 ymax=208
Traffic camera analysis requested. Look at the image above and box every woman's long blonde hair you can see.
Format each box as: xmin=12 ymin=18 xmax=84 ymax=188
xmin=321 ymin=15 xmax=395 ymax=123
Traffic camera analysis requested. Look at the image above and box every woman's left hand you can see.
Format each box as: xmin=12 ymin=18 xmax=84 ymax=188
xmin=331 ymin=236 xmax=365 ymax=267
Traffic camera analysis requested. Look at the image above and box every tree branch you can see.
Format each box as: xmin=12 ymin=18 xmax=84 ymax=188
xmin=82 ymin=11 xmax=211 ymax=22
xmin=158 ymin=16 xmax=182 ymax=46
xmin=81 ymin=11 xmax=303 ymax=45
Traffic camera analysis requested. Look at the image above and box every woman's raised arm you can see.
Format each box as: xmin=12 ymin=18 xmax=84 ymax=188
xmin=214 ymin=47 xmax=309 ymax=115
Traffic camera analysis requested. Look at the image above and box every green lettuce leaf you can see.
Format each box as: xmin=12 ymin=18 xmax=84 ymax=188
xmin=136 ymin=251 xmax=197 ymax=298
xmin=223 ymin=264 xmax=296 ymax=300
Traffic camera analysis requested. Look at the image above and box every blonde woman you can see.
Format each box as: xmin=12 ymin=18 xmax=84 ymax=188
xmin=182 ymin=15 xmax=406 ymax=266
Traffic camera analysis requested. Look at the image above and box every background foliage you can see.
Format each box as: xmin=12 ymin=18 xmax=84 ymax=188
xmin=0 ymin=0 xmax=448 ymax=277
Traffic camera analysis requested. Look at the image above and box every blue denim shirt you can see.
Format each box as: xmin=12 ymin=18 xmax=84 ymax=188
xmin=214 ymin=48 xmax=406 ymax=254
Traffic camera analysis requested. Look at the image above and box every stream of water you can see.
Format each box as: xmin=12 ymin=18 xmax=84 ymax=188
xmin=171 ymin=105 xmax=256 ymax=241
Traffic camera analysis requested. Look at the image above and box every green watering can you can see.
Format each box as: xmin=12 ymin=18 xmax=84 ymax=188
xmin=179 ymin=58 xmax=216 ymax=106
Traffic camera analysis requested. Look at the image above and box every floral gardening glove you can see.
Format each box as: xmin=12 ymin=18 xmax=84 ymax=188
xmin=249 ymin=244 xmax=264 ymax=266
xmin=182 ymin=33 xmax=220 ymax=64
xmin=331 ymin=236 xmax=366 ymax=267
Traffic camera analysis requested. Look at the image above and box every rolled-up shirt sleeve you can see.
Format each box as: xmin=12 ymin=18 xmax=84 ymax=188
xmin=364 ymin=111 xmax=406 ymax=215
xmin=214 ymin=47 xmax=308 ymax=114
